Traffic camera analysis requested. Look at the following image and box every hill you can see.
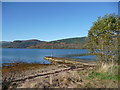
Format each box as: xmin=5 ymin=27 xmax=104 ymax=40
xmin=0 ymin=41 xmax=11 ymax=48
xmin=2 ymin=39 xmax=45 ymax=48
xmin=0 ymin=41 xmax=11 ymax=45
xmin=2 ymin=37 xmax=87 ymax=49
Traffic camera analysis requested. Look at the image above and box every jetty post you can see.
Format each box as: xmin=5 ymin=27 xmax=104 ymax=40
xmin=51 ymin=40 xmax=59 ymax=57
xmin=51 ymin=41 xmax=53 ymax=57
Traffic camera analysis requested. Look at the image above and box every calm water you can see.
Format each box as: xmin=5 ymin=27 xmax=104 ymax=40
xmin=2 ymin=48 xmax=95 ymax=64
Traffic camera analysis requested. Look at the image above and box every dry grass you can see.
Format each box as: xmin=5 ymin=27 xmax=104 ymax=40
xmin=18 ymin=70 xmax=84 ymax=88
xmin=2 ymin=62 xmax=119 ymax=89
xmin=83 ymin=64 xmax=119 ymax=88
xmin=98 ymin=63 xmax=115 ymax=73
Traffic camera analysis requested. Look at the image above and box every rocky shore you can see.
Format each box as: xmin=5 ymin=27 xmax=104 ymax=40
xmin=2 ymin=59 xmax=96 ymax=89
xmin=2 ymin=57 xmax=118 ymax=89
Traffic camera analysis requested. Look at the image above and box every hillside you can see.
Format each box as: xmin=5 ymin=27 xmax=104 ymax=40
xmin=0 ymin=41 xmax=11 ymax=45
xmin=2 ymin=37 xmax=87 ymax=49
xmin=0 ymin=41 xmax=11 ymax=48
xmin=2 ymin=39 xmax=45 ymax=48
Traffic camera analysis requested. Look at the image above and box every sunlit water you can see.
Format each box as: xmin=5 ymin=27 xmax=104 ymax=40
xmin=2 ymin=48 xmax=95 ymax=64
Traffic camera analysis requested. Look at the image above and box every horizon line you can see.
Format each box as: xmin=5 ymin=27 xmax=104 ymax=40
xmin=1 ymin=36 xmax=87 ymax=42
xmin=2 ymin=0 xmax=120 ymax=2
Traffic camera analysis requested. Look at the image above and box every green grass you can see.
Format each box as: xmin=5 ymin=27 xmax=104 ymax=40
xmin=87 ymin=65 xmax=119 ymax=81
xmin=88 ymin=71 xmax=118 ymax=80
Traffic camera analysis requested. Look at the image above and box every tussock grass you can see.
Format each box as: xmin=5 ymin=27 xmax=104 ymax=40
xmin=48 ymin=71 xmax=83 ymax=88
xmin=87 ymin=64 xmax=119 ymax=81
xmin=83 ymin=64 xmax=119 ymax=88
xmin=2 ymin=62 xmax=119 ymax=88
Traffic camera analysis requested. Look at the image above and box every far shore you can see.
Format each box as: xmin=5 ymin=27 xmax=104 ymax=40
xmin=1 ymin=48 xmax=87 ymax=49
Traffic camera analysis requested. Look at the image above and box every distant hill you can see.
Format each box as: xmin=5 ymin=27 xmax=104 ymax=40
xmin=0 ymin=41 xmax=11 ymax=48
xmin=2 ymin=37 xmax=87 ymax=49
xmin=50 ymin=37 xmax=87 ymax=44
xmin=2 ymin=39 xmax=45 ymax=48
xmin=0 ymin=41 xmax=11 ymax=45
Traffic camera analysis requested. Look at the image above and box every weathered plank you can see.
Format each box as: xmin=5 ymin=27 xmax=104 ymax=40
xmin=44 ymin=56 xmax=97 ymax=66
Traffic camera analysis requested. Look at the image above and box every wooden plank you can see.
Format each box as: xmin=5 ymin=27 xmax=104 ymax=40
xmin=44 ymin=56 xmax=97 ymax=66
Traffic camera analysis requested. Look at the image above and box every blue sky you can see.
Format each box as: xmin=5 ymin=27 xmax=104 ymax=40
xmin=2 ymin=2 xmax=118 ymax=41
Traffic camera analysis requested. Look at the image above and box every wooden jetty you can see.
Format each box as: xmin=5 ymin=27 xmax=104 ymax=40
xmin=44 ymin=56 xmax=97 ymax=66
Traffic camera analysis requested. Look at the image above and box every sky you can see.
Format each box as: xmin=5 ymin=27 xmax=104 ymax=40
xmin=2 ymin=2 xmax=118 ymax=41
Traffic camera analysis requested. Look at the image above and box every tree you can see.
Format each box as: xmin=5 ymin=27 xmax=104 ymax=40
xmin=86 ymin=14 xmax=120 ymax=65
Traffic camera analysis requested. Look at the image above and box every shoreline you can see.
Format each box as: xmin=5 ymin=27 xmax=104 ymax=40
xmin=2 ymin=63 xmax=96 ymax=88
xmin=2 ymin=60 xmax=118 ymax=88
xmin=2 ymin=48 xmax=87 ymax=50
xmin=2 ymin=61 xmax=96 ymax=82
xmin=2 ymin=56 xmax=97 ymax=81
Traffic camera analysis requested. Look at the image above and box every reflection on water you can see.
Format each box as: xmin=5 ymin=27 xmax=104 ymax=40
xmin=2 ymin=48 xmax=95 ymax=64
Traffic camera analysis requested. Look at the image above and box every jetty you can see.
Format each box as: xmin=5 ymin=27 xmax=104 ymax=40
xmin=44 ymin=56 xmax=97 ymax=66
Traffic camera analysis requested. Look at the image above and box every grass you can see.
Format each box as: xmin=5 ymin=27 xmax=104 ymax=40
xmin=87 ymin=65 xmax=119 ymax=81
xmin=18 ymin=64 xmax=119 ymax=88
xmin=82 ymin=64 xmax=119 ymax=88
xmin=88 ymin=71 xmax=118 ymax=80
xmin=2 ymin=61 xmax=119 ymax=88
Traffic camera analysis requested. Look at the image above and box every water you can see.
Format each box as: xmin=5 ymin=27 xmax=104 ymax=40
xmin=2 ymin=48 xmax=95 ymax=64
